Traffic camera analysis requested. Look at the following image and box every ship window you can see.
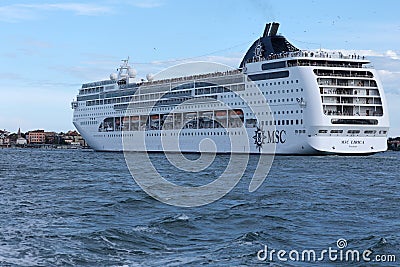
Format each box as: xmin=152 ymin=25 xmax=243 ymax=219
xmin=331 ymin=119 xmax=378 ymax=125
xmin=262 ymin=61 xmax=286 ymax=70
xmin=347 ymin=130 xmax=360 ymax=134
xmin=364 ymin=130 xmax=376 ymax=134
xmin=330 ymin=130 xmax=343 ymax=133
xmin=318 ymin=130 xmax=328 ymax=133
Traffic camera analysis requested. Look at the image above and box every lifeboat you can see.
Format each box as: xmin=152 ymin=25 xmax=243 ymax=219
xmin=130 ymin=116 xmax=139 ymax=123
xmin=229 ymin=109 xmax=244 ymax=118
xmin=151 ymin=115 xmax=160 ymax=120
xmin=201 ymin=111 xmax=213 ymax=117
xmin=215 ymin=110 xmax=227 ymax=119
xmin=184 ymin=113 xmax=196 ymax=120
xmin=234 ymin=109 xmax=243 ymax=115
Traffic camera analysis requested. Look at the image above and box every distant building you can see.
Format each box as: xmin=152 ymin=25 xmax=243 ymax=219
xmin=28 ymin=130 xmax=45 ymax=144
xmin=0 ymin=129 xmax=10 ymax=137
xmin=0 ymin=130 xmax=11 ymax=147
xmin=16 ymin=128 xmax=27 ymax=145
xmin=388 ymin=137 xmax=400 ymax=151
xmin=45 ymin=131 xmax=56 ymax=144
xmin=63 ymin=130 xmax=87 ymax=147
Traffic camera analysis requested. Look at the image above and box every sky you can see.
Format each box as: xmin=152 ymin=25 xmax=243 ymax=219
xmin=0 ymin=0 xmax=399 ymax=136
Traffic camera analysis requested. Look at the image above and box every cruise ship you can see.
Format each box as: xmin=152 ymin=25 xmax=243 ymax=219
xmin=72 ymin=22 xmax=389 ymax=154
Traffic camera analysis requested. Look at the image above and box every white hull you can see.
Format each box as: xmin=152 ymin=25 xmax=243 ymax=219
xmin=74 ymin=122 xmax=387 ymax=155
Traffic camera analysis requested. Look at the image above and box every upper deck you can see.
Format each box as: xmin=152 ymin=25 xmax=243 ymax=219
xmin=244 ymin=50 xmax=370 ymax=72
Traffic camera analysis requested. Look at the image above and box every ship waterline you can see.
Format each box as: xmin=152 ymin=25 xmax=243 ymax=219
xmin=72 ymin=22 xmax=389 ymax=154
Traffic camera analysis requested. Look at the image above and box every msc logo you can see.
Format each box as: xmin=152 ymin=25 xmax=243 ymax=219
xmin=253 ymin=128 xmax=286 ymax=151
xmin=253 ymin=127 xmax=266 ymax=152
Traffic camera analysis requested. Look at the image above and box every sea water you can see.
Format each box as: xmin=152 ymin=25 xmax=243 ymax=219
xmin=0 ymin=148 xmax=398 ymax=266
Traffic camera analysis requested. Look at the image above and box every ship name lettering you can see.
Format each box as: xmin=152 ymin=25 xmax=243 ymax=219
xmin=266 ymin=130 xmax=286 ymax=144
xmin=341 ymin=140 xmax=364 ymax=145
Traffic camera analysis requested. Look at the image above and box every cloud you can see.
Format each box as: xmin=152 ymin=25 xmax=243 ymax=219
xmin=39 ymin=3 xmax=112 ymax=15
xmin=385 ymin=50 xmax=399 ymax=60
xmin=125 ymin=0 xmax=164 ymax=8
xmin=0 ymin=3 xmax=112 ymax=22
xmin=376 ymin=69 xmax=400 ymax=95
xmin=0 ymin=1 xmax=164 ymax=23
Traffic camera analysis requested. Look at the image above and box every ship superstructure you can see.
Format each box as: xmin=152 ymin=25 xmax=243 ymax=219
xmin=72 ymin=23 xmax=389 ymax=154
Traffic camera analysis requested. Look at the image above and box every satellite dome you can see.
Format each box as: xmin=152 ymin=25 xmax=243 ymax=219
xmin=128 ymin=69 xmax=137 ymax=78
xmin=110 ymin=73 xmax=118 ymax=81
xmin=146 ymin=73 xmax=154 ymax=82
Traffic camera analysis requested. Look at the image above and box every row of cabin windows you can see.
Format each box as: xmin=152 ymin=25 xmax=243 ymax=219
xmin=259 ymin=119 xmax=303 ymax=126
xmin=245 ymin=110 xmax=302 ymax=116
xmin=147 ymin=131 xmax=244 ymax=137
xmin=247 ymin=79 xmax=299 ymax=88
xmin=87 ymin=90 xmax=305 ymax=107
xmin=103 ymin=131 xmax=245 ymax=138
xmin=76 ymin=108 xmax=303 ymax=119
xmin=318 ymin=129 xmax=386 ymax=134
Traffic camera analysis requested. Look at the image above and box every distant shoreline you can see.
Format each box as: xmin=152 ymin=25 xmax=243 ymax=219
xmin=0 ymin=144 xmax=91 ymax=150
